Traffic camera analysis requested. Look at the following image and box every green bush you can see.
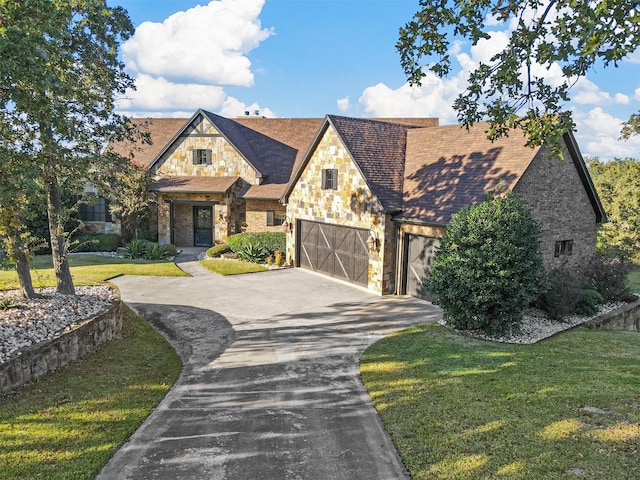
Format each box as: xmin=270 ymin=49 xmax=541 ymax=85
xmin=236 ymin=241 xmax=268 ymax=263
xmin=537 ymin=268 xmax=581 ymax=320
xmin=227 ymin=232 xmax=285 ymax=255
xmin=71 ymin=233 xmax=121 ymax=252
xmin=124 ymin=240 xmax=176 ymax=260
xmin=576 ymin=289 xmax=604 ymax=316
xmin=124 ymin=239 xmax=150 ymax=259
xmin=144 ymin=243 xmax=172 ymax=260
xmin=581 ymin=255 xmax=634 ymax=302
xmin=426 ymin=192 xmax=545 ymax=336
xmin=206 ymin=243 xmax=232 ymax=258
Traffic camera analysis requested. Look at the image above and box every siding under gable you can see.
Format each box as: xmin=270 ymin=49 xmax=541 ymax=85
xmin=152 ymin=114 xmax=261 ymax=184
xmin=513 ymin=142 xmax=597 ymax=270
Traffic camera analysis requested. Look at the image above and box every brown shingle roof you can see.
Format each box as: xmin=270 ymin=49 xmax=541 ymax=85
xmin=328 ymin=116 xmax=428 ymax=211
xmin=150 ymin=176 xmax=238 ymax=194
xmin=107 ymin=118 xmax=188 ymax=168
xmin=401 ymin=122 xmax=540 ymax=224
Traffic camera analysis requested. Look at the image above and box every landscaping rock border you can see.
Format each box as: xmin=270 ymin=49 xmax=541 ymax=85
xmin=0 ymin=285 xmax=122 ymax=394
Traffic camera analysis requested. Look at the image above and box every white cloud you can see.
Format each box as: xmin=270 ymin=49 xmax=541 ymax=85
xmin=635 ymin=88 xmax=640 ymax=101
xmin=122 ymin=0 xmax=272 ymax=87
xmin=614 ymin=93 xmax=630 ymax=104
xmin=359 ymin=75 xmax=464 ymax=123
xmin=337 ymin=96 xmax=350 ymax=113
xmin=574 ymin=107 xmax=640 ymax=159
xmin=117 ymin=0 xmax=275 ymax=118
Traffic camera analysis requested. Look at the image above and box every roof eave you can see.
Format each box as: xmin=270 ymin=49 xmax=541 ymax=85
xmin=563 ymin=132 xmax=607 ymax=223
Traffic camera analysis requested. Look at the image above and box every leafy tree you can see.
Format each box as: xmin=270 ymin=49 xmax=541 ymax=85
xmin=426 ymin=192 xmax=545 ymax=336
xmin=398 ymin=1 xmax=640 ymax=151
xmin=0 ymin=0 xmax=136 ymax=294
xmin=107 ymin=164 xmax=154 ymax=242
xmin=587 ymin=157 xmax=640 ymax=262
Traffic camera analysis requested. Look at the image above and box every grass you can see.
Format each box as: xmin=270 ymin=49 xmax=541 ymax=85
xmin=0 ymin=254 xmax=189 ymax=290
xmin=628 ymin=269 xmax=640 ymax=294
xmin=199 ymin=258 xmax=268 ymax=275
xmin=0 ymin=305 xmax=181 ymax=480
xmin=361 ymin=324 xmax=640 ymax=480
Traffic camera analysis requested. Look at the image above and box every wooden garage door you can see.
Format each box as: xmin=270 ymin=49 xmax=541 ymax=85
xmin=403 ymin=234 xmax=440 ymax=299
xmin=298 ymin=221 xmax=369 ymax=286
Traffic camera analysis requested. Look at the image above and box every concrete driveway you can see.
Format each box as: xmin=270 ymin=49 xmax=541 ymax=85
xmin=96 ymin=259 xmax=441 ymax=480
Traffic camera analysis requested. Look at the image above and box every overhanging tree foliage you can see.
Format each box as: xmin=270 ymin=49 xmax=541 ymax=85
xmin=398 ymin=1 xmax=640 ymax=150
xmin=426 ymin=192 xmax=545 ymax=336
xmin=587 ymin=157 xmax=640 ymax=262
xmin=0 ymin=0 xmax=137 ymax=295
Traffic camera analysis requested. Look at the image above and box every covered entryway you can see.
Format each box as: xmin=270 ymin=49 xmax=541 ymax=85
xmin=297 ymin=220 xmax=369 ymax=286
xmin=402 ymin=234 xmax=439 ymax=300
xmin=193 ymin=206 xmax=213 ymax=247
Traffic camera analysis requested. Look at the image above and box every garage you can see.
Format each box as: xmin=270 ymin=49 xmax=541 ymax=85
xmin=297 ymin=221 xmax=369 ymax=286
xmin=402 ymin=234 xmax=440 ymax=300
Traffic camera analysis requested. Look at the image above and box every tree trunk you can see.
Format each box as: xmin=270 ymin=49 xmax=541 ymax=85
xmin=45 ymin=174 xmax=75 ymax=295
xmin=1 ymin=211 xmax=38 ymax=299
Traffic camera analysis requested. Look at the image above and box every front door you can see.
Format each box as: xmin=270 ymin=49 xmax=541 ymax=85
xmin=193 ymin=206 xmax=213 ymax=247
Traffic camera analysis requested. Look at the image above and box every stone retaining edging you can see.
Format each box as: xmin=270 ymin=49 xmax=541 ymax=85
xmin=0 ymin=286 xmax=122 ymax=394
xmin=585 ymin=296 xmax=640 ymax=331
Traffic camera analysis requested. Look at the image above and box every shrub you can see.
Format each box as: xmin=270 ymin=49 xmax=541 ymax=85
xmin=144 ymin=242 xmax=172 ymax=260
xmin=227 ymin=232 xmax=285 ymax=255
xmin=206 ymin=243 xmax=232 ymax=258
xmin=581 ymin=256 xmax=633 ymax=302
xmin=124 ymin=239 xmax=150 ymax=259
xmin=537 ymin=268 xmax=581 ymax=320
xmin=236 ymin=241 xmax=268 ymax=263
xmin=426 ymin=192 xmax=545 ymax=336
xmin=274 ymin=249 xmax=285 ymax=267
xmin=124 ymin=240 xmax=176 ymax=260
xmin=71 ymin=233 xmax=121 ymax=252
xmin=576 ymin=289 xmax=604 ymax=317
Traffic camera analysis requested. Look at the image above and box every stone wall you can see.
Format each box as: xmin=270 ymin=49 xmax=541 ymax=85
xmin=513 ymin=144 xmax=598 ymax=271
xmin=153 ymin=114 xmax=261 ymax=185
xmin=286 ymin=124 xmax=393 ymax=294
xmin=0 ymin=293 xmax=122 ymax=394
xmin=585 ymin=297 xmax=640 ymax=331
xmin=245 ymin=199 xmax=287 ymax=233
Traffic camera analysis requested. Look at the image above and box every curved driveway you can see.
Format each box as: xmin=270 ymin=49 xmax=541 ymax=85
xmin=96 ymin=260 xmax=441 ymax=480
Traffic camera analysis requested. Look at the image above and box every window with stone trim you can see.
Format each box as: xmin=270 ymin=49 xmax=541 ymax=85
xmin=266 ymin=210 xmax=285 ymax=226
xmin=554 ymin=239 xmax=573 ymax=257
xmin=79 ymin=195 xmax=112 ymax=222
xmin=321 ymin=168 xmax=338 ymax=190
xmin=192 ymin=149 xmax=212 ymax=165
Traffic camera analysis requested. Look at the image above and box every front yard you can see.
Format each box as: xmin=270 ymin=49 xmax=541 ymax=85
xmin=361 ymin=324 xmax=640 ymax=479
xmin=0 ymin=306 xmax=181 ymax=480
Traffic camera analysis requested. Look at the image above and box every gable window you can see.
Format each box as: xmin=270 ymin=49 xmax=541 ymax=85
xmin=79 ymin=196 xmax=112 ymax=222
xmin=554 ymin=239 xmax=573 ymax=257
xmin=266 ymin=210 xmax=285 ymax=226
xmin=192 ymin=148 xmax=212 ymax=165
xmin=321 ymin=168 xmax=338 ymax=190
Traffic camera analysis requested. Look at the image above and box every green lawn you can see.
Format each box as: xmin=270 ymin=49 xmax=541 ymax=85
xmin=0 ymin=254 xmax=189 ymax=290
xmin=628 ymin=269 xmax=640 ymax=294
xmin=361 ymin=324 xmax=640 ymax=480
xmin=0 ymin=305 xmax=181 ymax=480
xmin=199 ymin=258 xmax=268 ymax=275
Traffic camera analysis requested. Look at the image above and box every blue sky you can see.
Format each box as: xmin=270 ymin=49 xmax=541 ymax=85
xmin=111 ymin=0 xmax=640 ymax=160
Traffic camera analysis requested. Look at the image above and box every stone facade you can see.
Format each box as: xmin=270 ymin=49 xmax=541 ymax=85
xmin=157 ymin=191 xmax=236 ymax=246
xmin=286 ymin=125 xmax=393 ymax=294
xmin=245 ymin=199 xmax=287 ymax=234
xmin=0 ymin=294 xmax=122 ymax=394
xmin=153 ymin=114 xmax=261 ymax=184
xmin=513 ymin=143 xmax=598 ymax=271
